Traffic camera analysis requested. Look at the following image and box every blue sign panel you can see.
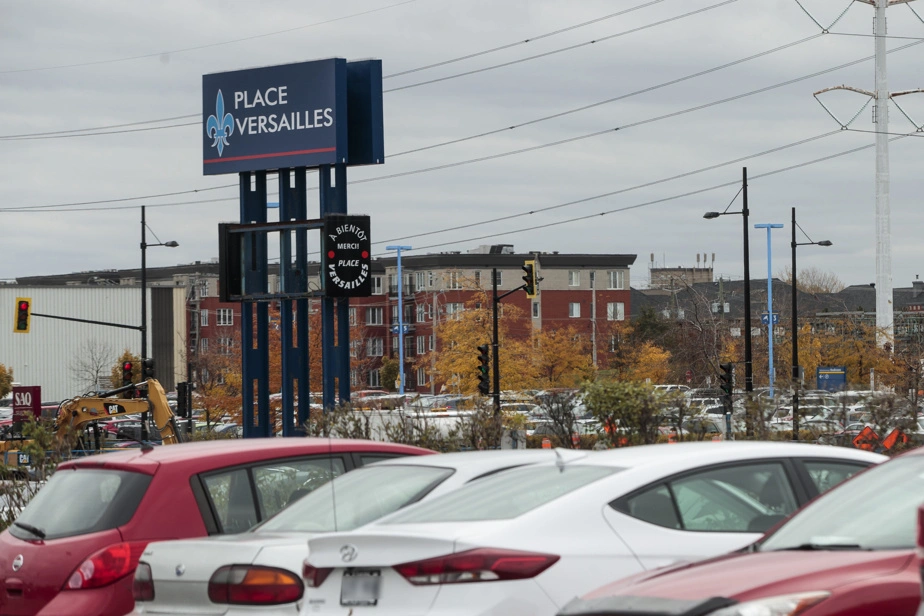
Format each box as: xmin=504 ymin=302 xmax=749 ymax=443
xmin=203 ymin=59 xmax=348 ymax=174
xmin=816 ymin=366 xmax=847 ymax=392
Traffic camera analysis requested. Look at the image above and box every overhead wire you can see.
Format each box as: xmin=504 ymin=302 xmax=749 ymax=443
xmin=378 ymin=134 xmax=913 ymax=255
xmin=0 ymin=32 xmax=857 ymax=212
xmin=0 ymin=0 xmax=729 ymax=140
xmin=0 ymin=0 xmax=423 ymax=75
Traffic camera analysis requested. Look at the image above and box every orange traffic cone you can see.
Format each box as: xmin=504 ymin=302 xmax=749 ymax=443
xmin=668 ymin=429 xmax=677 ymax=444
xmin=541 ymin=437 xmax=552 ymax=449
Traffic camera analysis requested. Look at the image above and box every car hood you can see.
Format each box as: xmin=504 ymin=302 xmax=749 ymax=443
xmin=566 ymin=550 xmax=913 ymax=610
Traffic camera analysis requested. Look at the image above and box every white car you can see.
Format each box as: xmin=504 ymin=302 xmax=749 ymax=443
xmin=299 ymin=442 xmax=885 ymax=616
xmin=132 ymin=449 xmax=568 ymax=615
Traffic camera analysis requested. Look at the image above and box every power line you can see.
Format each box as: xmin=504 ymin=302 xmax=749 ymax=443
xmin=0 ymin=0 xmax=730 ymax=140
xmin=385 ymin=0 xmax=741 ymax=93
xmin=0 ymin=0 xmax=423 ymax=75
xmin=0 ymin=32 xmax=828 ymax=210
xmin=6 ymin=38 xmax=920 ymax=214
xmin=384 ymin=0 xmax=668 ymax=78
xmin=384 ymin=134 xmax=912 ymax=254
xmin=376 ymin=131 xmax=842 ymax=245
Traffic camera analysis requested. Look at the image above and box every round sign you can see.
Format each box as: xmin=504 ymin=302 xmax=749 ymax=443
xmin=325 ymin=217 xmax=371 ymax=296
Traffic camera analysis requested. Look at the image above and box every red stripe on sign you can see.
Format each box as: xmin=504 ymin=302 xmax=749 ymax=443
xmin=204 ymin=147 xmax=336 ymax=164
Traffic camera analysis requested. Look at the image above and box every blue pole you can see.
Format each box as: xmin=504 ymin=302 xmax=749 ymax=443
xmin=755 ymin=223 xmax=783 ymax=399
xmin=386 ymin=245 xmax=412 ymax=395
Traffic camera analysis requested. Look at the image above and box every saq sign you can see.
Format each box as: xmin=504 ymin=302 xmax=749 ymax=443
xmin=202 ymin=58 xmax=348 ymax=174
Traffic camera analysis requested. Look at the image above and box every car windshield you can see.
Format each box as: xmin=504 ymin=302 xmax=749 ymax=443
xmin=384 ymin=464 xmax=618 ymax=524
xmin=759 ymin=455 xmax=924 ymax=552
xmin=9 ymin=468 xmax=151 ymax=541
xmin=255 ymin=464 xmax=454 ymax=533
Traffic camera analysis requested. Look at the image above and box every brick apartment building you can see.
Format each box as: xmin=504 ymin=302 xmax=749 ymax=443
xmin=16 ymin=246 xmax=636 ymax=394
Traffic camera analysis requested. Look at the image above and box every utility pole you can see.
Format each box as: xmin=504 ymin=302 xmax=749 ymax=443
xmin=807 ymin=0 xmax=924 ymax=350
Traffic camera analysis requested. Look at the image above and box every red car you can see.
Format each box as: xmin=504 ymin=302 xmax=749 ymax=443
xmin=558 ymin=447 xmax=924 ymax=616
xmin=0 ymin=438 xmax=432 ymax=616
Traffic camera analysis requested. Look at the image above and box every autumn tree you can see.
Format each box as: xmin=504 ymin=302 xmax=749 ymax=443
xmin=109 ymin=349 xmax=141 ymax=388
xmin=530 ymin=326 xmax=595 ymax=388
xmin=583 ymin=380 xmax=669 ymax=446
xmin=0 ymin=364 xmax=12 ymax=399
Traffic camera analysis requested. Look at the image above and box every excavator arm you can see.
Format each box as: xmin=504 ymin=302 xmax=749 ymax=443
xmin=55 ymin=379 xmax=184 ymax=445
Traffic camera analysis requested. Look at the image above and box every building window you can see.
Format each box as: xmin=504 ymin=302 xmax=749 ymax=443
xmin=417 ymin=367 xmax=427 ymax=386
xmin=200 ymin=338 xmax=208 ymax=352
xmin=569 ymin=302 xmax=581 ymax=318
xmin=532 ymin=302 xmax=539 ymax=318
xmin=366 ymin=307 xmax=383 ymax=325
xmin=609 ymin=335 xmax=618 ymax=352
xmin=350 ymin=340 xmax=360 ymax=357
xmin=428 ymin=271 xmax=434 ymax=286
xmin=350 ymin=370 xmax=359 ymax=386
xmin=427 ymin=303 xmax=434 ymax=319
xmin=417 ymin=336 xmax=427 ymax=355
xmin=569 ymin=271 xmax=580 ymax=287
xmin=369 ymin=369 xmax=381 ymax=388
xmin=416 ymin=272 xmax=427 ymax=289
xmin=446 ymin=303 xmax=464 ymax=319
xmin=447 ymin=271 xmax=462 ymax=290
xmin=217 ymin=308 xmax=233 ymax=326
xmin=199 ymin=280 xmax=209 ymax=298
xmin=367 ymin=338 xmax=384 ymax=357
xmin=474 ymin=271 xmax=481 ymax=287
xmin=200 ymin=310 xmax=208 ymax=327
xmin=416 ymin=303 xmax=426 ymax=322
xmin=608 ymin=270 xmax=626 ymax=290
xmin=349 ymin=307 xmax=357 ymax=326
xmin=607 ymin=302 xmax=625 ymax=321
xmin=218 ymin=337 xmax=233 ymax=354
xmin=372 ymin=276 xmax=384 ymax=295
xmin=493 ymin=270 xmax=503 ymax=286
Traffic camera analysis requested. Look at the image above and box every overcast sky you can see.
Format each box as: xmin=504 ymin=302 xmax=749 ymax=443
xmin=2 ymin=0 xmax=923 ymax=289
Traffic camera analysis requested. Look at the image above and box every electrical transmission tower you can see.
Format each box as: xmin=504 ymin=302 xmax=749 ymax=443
xmin=799 ymin=0 xmax=924 ymax=350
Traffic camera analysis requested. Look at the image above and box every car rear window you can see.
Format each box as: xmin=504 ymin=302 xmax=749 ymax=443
xmin=9 ymin=469 xmax=151 ymax=541
xmin=384 ymin=465 xmax=618 ymax=523
xmin=256 ymin=465 xmax=454 ymax=533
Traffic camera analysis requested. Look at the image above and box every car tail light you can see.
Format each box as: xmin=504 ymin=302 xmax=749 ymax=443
xmin=132 ymin=562 xmax=155 ymax=602
xmin=302 ymin=560 xmax=334 ymax=588
xmin=917 ymin=505 xmax=924 ymax=593
xmin=65 ymin=541 xmax=149 ymax=590
xmin=393 ymin=548 xmax=560 ymax=585
xmin=208 ymin=565 xmax=304 ymax=605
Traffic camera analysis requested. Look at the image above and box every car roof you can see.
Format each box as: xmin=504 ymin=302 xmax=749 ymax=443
xmin=572 ymin=441 xmax=887 ymax=468
xmin=369 ymin=449 xmax=584 ymax=474
xmin=57 ymin=438 xmax=434 ymax=474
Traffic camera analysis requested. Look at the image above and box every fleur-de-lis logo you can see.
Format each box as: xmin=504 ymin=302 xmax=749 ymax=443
xmin=206 ymin=90 xmax=234 ymax=157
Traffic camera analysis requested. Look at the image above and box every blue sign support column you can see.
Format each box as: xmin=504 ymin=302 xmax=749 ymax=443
xmin=278 ymin=167 xmax=310 ymax=434
xmin=319 ymin=164 xmax=351 ymax=410
xmin=240 ymin=171 xmax=271 ymax=438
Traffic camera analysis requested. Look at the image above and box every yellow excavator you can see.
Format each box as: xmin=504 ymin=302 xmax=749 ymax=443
xmin=0 ymin=379 xmax=184 ymax=466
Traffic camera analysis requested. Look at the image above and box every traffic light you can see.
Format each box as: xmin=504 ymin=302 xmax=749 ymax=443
xmin=176 ymin=382 xmax=188 ymax=418
xmin=142 ymin=358 xmax=155 ymax=380
xmin=521 ymin=260 xmax=537 ymax=298
xmin=476 ymin=344 xmax=490 ymax=396
xmin=719 ymin=362 xmax=734 ymax=397
xmin=122 ymin=362 xmax=134 ymax=387
xmin=14 ymin=298 xmax=31 ymax=333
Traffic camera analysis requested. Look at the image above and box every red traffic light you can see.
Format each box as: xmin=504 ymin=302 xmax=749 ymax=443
xmin=19 ymin=301 xmax=28 ymax=311
xmin=123 ymin=362 xmax=133 ymax=371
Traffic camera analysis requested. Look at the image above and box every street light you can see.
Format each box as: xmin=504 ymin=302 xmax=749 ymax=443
xmin=704 ymin=168 xmax=754 ymax=405
xmin=386 ymin=245 xmax=412 ymax=396
xmin=791 ymin=206 xmax=832 ymax=441
xmin=754 ymin=223 xmax=784 ymax=399
xmin=140 ymin=205 xmax=178 ymax=438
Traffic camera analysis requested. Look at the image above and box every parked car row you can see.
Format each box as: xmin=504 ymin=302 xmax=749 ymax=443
xmin=3 ymin=436 xmax=922 ymax=616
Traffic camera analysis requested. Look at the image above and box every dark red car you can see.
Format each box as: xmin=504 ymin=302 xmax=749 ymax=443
xmin=0 ymin=438 xmax=432 ymax=616
xmin=558 ymin=447 xmax=924 ymax=616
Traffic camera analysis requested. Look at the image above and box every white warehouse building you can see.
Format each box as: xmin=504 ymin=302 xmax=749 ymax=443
xmin=1 ymin=285 xmax=187 ymax=401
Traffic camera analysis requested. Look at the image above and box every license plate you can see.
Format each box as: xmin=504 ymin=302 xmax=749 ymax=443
xmin=340 ymin=569 xmax=381 ymax=606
